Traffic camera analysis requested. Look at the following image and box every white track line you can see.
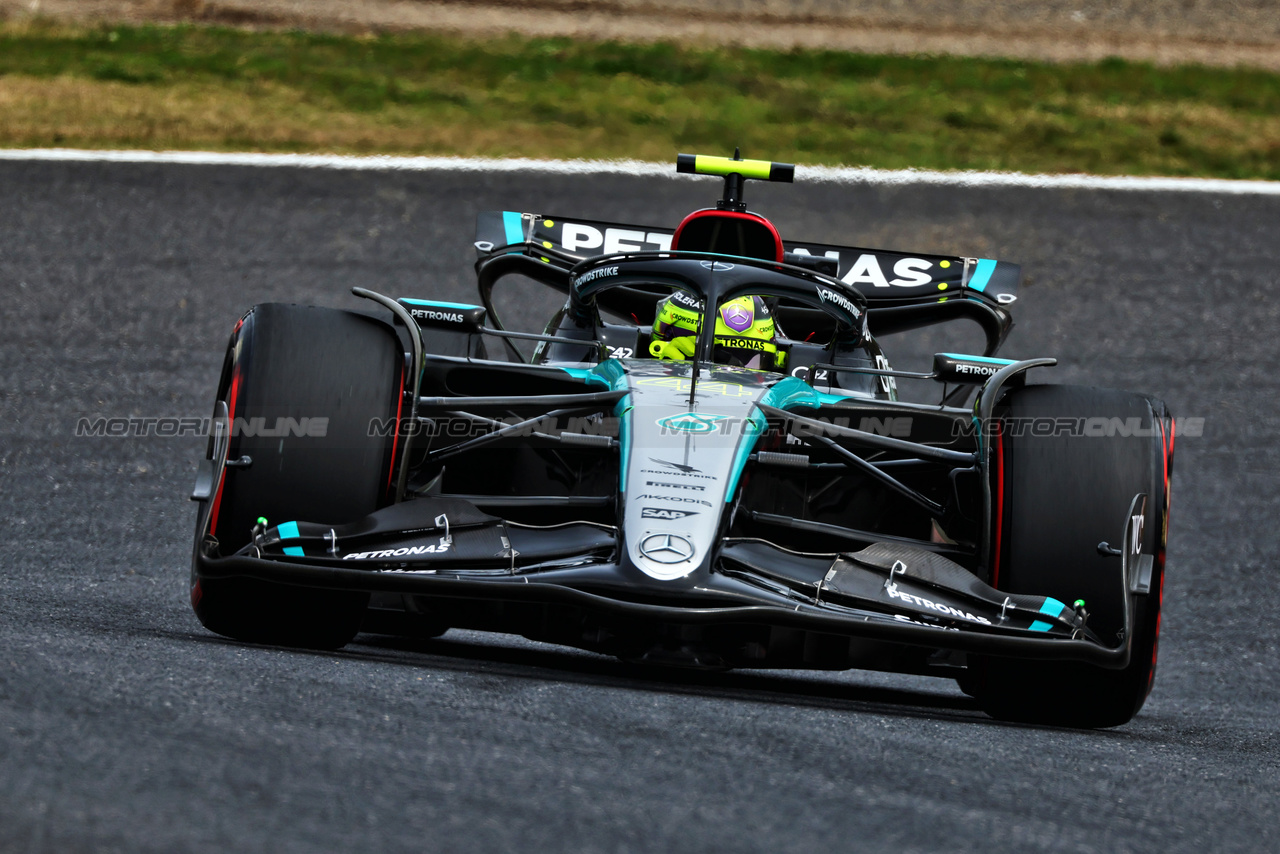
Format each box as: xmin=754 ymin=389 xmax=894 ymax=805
xmin=2 ymin=148 xmax=1279 ymax=195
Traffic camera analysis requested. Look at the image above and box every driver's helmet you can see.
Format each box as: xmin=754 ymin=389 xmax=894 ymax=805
xmin=649 ymin=293 xmax=782 ymax=370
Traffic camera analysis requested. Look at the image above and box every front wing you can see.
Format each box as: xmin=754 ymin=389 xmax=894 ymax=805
xmin=193 ymin=500 xmax=1140 ymax=671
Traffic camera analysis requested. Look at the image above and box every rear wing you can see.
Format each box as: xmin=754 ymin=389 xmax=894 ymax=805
xmin=475 ymin=211 xmax=1019 ymax=354
xmin=476 ymin=211 xmax=1020 ymax=306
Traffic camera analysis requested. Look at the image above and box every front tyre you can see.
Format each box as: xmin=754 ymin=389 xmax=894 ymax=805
xmin=972 ymin=385 xmax=1173 ymax=728
xmin=192 ymin=303 xmax=404 ymax=650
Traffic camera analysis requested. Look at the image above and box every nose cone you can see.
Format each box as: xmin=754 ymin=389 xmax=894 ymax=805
xmin=618 ymin=362 xmax=771 ymax=584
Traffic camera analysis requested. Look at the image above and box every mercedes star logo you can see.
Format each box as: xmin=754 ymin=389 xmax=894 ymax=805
xmin=721 ymin=303 xmax=753 ymax=332
xmin=638 ymin=533 xmax=695 ymax=564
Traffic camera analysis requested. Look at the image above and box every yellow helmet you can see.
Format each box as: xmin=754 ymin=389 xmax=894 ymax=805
xmin=650 ymin=294 xmax=783 ymax=370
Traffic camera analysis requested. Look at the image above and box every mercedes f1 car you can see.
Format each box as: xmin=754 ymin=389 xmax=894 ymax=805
xmin=190 ymin=153 xmax=1174 ymax=728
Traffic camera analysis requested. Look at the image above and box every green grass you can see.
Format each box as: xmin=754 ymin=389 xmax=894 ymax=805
xmin=2 ymin=20 xmax=1280 ymax=178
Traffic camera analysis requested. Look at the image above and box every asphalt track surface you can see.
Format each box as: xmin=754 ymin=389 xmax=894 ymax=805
xmin=1 ymin=159 xmax=1278 ymax=853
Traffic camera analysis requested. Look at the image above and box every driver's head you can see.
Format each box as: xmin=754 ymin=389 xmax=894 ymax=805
xmin=650 ymin=293 xmax=781 ymax=370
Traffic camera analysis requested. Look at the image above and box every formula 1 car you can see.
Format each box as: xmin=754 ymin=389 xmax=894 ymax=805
xmin=189 ymin=153 xmax=1174 ymax=728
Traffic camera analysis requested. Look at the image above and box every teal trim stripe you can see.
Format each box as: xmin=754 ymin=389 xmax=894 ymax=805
xmin=502 ymin=210 xmax=524 ymax=247
xmin=761 ymin=375 xmax=822 ymax=409
xmin=725 ymin=411 xmax=766 ymax=502
xmin=1028 ymin=598 xmax=1066 ymax=632
xmin=1040 ymin=598 xmax=1066 ymax=618
xmin=968 ymin=258 xmax=998 ymax=292
xmin=757 ymin=375 xmax=852 ymax=411
xmin=718 ymin=377 xmax=847 ymax=503
xmin=940 ymin=353 xmax=1016 ymax=366
xmin=558 ymin=366 xmax=611 ymax=389
xmin=401 ymin=298 xmax=483 ymax=310
xmin=616 ymin=397 xmax=632 ymax=493
xmin=279 ymin=520 xmax=303 ymax=556
xmin=559 ymin=361 xmax=631 ymax=490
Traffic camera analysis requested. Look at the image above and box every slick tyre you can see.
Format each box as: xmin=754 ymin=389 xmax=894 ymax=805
xmin=192 ymin=303 xmax=403 ymax=650
xmin=973 ymin=385 xmax=1173 ymax=728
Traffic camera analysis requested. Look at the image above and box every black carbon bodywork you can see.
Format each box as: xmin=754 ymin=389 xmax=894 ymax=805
xmin=192 ymin=181 xmax=1169 ymax=693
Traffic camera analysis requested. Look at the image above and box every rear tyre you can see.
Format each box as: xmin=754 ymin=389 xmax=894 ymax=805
xmin=192 ymin=303 xmax=403 ymax=650
xmin=972 ymin=385 xmax=1172 ymax=728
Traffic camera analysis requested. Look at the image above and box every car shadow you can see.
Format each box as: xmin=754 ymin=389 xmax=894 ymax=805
xmin=166 ymin=621 xmax=1153 ymax=733
xmin=149 ymin=608 xmax=1135 ymax=733
xmin=338 ymin=629 xmax=987 ymax=723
